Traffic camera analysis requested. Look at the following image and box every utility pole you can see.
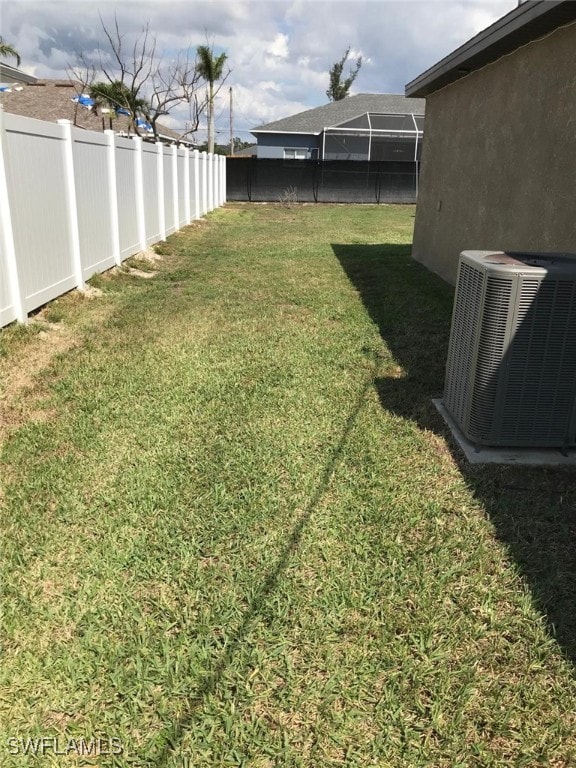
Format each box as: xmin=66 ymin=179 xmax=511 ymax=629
xmin=229 ymin=86 xmax=234 ymax=156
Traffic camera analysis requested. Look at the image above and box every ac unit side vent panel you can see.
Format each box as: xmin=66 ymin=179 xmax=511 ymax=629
xmin=500 ymin=279 xmax=576 ymax=444
xmin=443 ymin=262 xmax=484 ymax=429
xmin=469 ymin=276 xmax=513 ymax=441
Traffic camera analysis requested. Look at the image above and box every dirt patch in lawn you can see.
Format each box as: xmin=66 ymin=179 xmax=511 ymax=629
xmin=0 ymin=319 xmax=77 ymax=444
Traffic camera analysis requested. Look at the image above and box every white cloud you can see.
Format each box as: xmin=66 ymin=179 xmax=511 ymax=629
xmin=267 ymin=33 xmax=289 ymax=59
xmin=257 ymin=81 xmax=282 ymax=93
xmin=1 ymin=0 xmax=518 ymax=140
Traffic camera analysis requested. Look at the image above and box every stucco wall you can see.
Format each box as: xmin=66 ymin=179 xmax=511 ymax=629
xmin=412 ymin=22 xmax=576 ymax=285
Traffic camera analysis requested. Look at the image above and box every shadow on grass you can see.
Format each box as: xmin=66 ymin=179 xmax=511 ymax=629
xmin=332 ymin=242 xmax=576 ymax=665
xmin=156 ymin=372 xmax=376 ymax=765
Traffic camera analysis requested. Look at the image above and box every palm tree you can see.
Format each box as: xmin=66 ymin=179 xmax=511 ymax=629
xmin=0 ymin=37 xmax=21 ymax=67
xmin=89 ymin=81 xmax=150 ymax=135
xmin=196 ymin=44 xmax=228 ymax=154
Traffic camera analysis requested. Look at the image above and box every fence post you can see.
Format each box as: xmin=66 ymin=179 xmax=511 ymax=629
xmin=207 ymin=152 xmax=214 ymax=212
xmin=220 ymin=155 xmax=225 ymax=206
xmin=172 ymin=144 xmax=179 ymax=231
xmin=221 ymin=155 xmax=227 ymax=206
xmin=183 ymin=146 xmax=191 ymax=224
xmin=104 ymin=130 xmax=121 ymax=266
xmin=218 ymin=155 xmax=223 ymax=207
xmin=202 ymin=152 xmax=208 ymax=215
xmin=58 ymin=120 xmax=85 ymax=291
xmin=157 ymin=142 xmax=166 ymax=241
xmin=0 ymin=106 xmax=25 ymax=322
xmin=132 ymin=136 xmax=147 ymax=252
xmin=193 ymin=150 xmax=200 ymax=220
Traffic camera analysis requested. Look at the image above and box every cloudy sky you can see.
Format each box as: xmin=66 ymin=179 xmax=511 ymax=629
xmin=1 ymin=0 xmax=517 ymax=143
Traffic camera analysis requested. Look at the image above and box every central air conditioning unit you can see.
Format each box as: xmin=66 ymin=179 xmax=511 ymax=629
xmin=443 ymin=250 xmax=576 ymax=448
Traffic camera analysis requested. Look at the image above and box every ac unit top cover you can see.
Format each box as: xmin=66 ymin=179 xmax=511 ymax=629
xmin=461 ymin=250 xmax=576 ymax=277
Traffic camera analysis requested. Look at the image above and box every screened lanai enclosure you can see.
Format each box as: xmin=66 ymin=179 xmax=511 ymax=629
xmin=322 ymin=112 xmax=424 ymax=163
xmin=229 ymin=101 xmax=425 ymax=204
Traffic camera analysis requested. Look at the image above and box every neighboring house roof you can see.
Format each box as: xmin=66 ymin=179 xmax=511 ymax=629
xmin=0 ymin=78 xmax=184 ymax=143
xmin=251 ymin=93 xmax=425 ymax=135
xmin=232 ymin=144 xmax=257 ymax=156
xmin=406 ymin=0 xmax=576 ymax=97
xmin=0 ymin=62 xmax=38 ymax=85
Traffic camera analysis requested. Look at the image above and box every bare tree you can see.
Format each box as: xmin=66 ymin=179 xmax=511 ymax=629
xmin=66 ymin=62 xmax=97 ymax=127
xmin=74 ymin=14 xmax=208 ymax=142
xmin=146 ymin=48 xmax=205 ymax=140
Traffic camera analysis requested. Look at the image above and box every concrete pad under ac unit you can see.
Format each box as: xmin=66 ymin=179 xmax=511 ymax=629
xmin=433 ymin=399 xmax=576 ymax=466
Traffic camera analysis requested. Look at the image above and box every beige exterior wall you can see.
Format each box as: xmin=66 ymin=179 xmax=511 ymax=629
xmin=412 ymin=22 xmax=576 ymax=285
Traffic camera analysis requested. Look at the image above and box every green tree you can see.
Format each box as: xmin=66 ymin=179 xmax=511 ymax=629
xmin=231 ymin=137 xmax=252 ymax=151
xmin=326 ymin=46 xmax=362 ymax=102
xmin=89 ymin=80 xmax=150 ymax=134
xmin=0 ymin=37 xmax=21 ymax=67
xmin=196 ymin=43 xmax=228 ymax=154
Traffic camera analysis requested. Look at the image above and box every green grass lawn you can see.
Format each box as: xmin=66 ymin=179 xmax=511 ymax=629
xmin=1 ymin=203 xmax=576 ymax=767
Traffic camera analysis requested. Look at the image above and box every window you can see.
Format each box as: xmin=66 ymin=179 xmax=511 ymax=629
xmin=284 ymin=147 xmax=308 ymax=160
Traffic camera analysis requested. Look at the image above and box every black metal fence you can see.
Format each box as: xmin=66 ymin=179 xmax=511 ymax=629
xmin=226 ymin=158 xmax=418 ymax=204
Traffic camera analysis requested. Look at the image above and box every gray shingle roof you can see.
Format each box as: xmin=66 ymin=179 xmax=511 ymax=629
xmin=252 ymin=93 xmax=425 ymax=135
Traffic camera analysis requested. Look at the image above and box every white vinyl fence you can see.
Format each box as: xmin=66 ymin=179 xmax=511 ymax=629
xmin=0 ymin=106 xmax=226 ymax=328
